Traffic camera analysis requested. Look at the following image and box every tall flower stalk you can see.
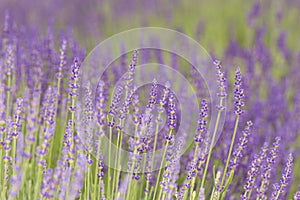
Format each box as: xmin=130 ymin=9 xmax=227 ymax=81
xmin=219 ymin=67 xmax=245 ymax=198
xmin=200 ymin=60 xmax=227 ymax=192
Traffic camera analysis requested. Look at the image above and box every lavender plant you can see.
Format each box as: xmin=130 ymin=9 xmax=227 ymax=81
xmin=0 ymin=2 xmax=300 ymax=199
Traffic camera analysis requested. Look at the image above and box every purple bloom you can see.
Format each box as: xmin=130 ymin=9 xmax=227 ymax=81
xmin=12 ymin=98 xmax=23 ymax=138
xmin=257 ymin=137 xmax=281 ymax=199
xmin=233 ymin=67 xmax=245 ymax=116
xmin=230 ymin=121 xmax=253 ymax=170
xmin=67 ymin=153 xmax=88 ymax=199
xmin=241 ymin=143 xmax=268 ymax=199
xmin=277 ymin=31 xmax=291 ymax=61
xmin=147 ymin=79 xmax=158 ymax=109
xmin=96 ymin=80 xmax=106 ymax=127
xmin=271 ymin=153 xmax=294 ymax=199
xmin=124 ymin=50 xmax=138 ymax=90
xmin=167 ymin=93 xmax=177 ymax=131
xmin=214 ymin=60 xmax=227 ymax=103
xmin=194 ymin=99 xmax=208 ymax=143
xmin=69 ymin=57 xmax=80 ymax=99
xmin=40 ymin=168 xmax=55 ymax=199
xmin=247 ymin=2 xmax=260 ymax=26
xmin=56 ymin=39 xmax=67 ymax=80
xmin=294 ymin=187 xmax=300 ymax=200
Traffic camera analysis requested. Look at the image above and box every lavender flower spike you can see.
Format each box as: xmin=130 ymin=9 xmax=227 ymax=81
xmin=271 ymin=153 xmax=294 ymax=200
xmin=233 ymin=67 xmax=245 ymax=116
xmin=214 ymin=60 xmax=227 ymax=99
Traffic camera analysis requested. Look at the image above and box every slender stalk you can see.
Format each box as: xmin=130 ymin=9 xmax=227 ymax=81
xmin=184 ymin=144 xmax=199 ymax=199
xmin=112 ymin=118 xmax=124 ymax=198
xmin=139 ymin=153 xmax=147 ymax=199
xmin=153 ymin=129 xmax=173 ymax=200
xmin=125 ymin=125 xmax=139 ymax=200
xmin=114 ymin=131 xmax=124 ymax=198
xmin=1 ymin=157 xmax=10 ymax=199
xmin=145 ymin=178 xmax=150 ymax=200
xmin=162 ymin=192 xmax=166 ymax=200
xmin=126 ymin=149 xmax=137 ymax=200
xmin=107 ymin=123 xmax=113 ymax=197
xmin=151 ymin=112 xmax=162 ymax=169
xmin=145 ymin=114 xmax=161 ymax=197
xmin=200 ymin=98 xmax=224 ymax=189
xmin=48 ymin=78 xmax=61 ymax=165
xmin=11 ymin=137 xmax=17 ymax=165
xmin=219 ymin=116 xmax=239 ymax=191
xmin=0 ymin=146 xmax=3 ymax=187
xmin=87 ymin=164 xmax=91 ymax=200
xmin=5 ymin=74 xmax=11 ymax=119
xmin=93 ymin=134 xmax=104 ymax=200
xmin=33 ymin=167 xmax=43 ymax=200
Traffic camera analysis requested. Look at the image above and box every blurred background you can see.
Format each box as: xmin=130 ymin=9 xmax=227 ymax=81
xmin=1 ymin=0 xmax=299 ymax=59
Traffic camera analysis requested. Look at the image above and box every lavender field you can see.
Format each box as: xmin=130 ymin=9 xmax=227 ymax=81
xmin=0 ymin=0 xmax=300 ymax=200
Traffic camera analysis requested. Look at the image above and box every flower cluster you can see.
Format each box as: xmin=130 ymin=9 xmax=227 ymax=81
xmin=0 ymin=3 xmax=300 ymax=200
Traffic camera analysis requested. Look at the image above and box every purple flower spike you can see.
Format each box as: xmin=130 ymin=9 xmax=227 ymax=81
xmin=230 ymin=120 xmax=253 ymax=170
xmin=233 ymin=67 xmax=245 ymax=116
xmin=57 ymin=39 xmax=67 ymax=80
xmin=194 ymin=99 xmax=208 ymax=143
xmin=69 ymin=57 xmax=81 ymax=98
xmin=271 ymin=153 xmax=294 ymax=200
xmin=167 ymin=93 xmax=177 ymax=130
xmin=294 ymin=187 xmax=300 ymax=200
xmin=257 ymin=137 xmax=281 ymax=199
xmin=214 ymin=60 xmax=227 ymax=99
xmin=147 ymin=79 xmax=158 ymax=109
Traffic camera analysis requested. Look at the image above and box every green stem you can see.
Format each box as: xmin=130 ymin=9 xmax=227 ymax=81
xmin=107 ymin=124 xmax=113 ymax=198
xmin=219 ymin=116 xmax=239 ymax=192
xmin=145 ymin=180 xmax=150 ymax=200
xmin=186 ymin=144 xmax=200 ymax=198
xmin=151 ymin=112 xmax=162 ymax=170
xmin=126 ymin=151 xmax=137 ymax=200
xmin=6 ymin=74 xmax=11 ymax=119
xmin=139 ymin=153 xmax=147 ymax=199
xmin=33 ymin=167 xmax=43 ymax=200
xmin=200 ymin=98 xmax=224 ymax=189
xmin=0 ymin=147 xmax=2 ymax=188
xmin=162 ymin=192 xmax=166 ymax=200
xmin=126 ymin=125 xmax=139 ymax=200
xmin=114 ymin=133 xmax=124 ymax=198
xmin=93 ymin=135 xmax=104 ymax=200
xmin=87 ymin=164 xmax=91 ymax=200
xmin=153 ymin=129 xmax=173 ymax=200
xmin=1 ymin=161 xmax=9 ymax=199
xmin=12 ymin=137 xmax=17 ymax=165
xmin=112 ymin=119 xmax=124 ymax=199
xmin=48 ymin=78 xmax=61 ymax=166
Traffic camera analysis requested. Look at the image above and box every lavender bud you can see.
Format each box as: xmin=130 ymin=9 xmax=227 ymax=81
xmin=233 ymin=67 xmax=245 ymax=116
xmin=56 ymin=39 xmax=67 ymax=80
xmin=69 ymin=57 xmax=80 ymax=98
xmin=167 ymin=93 xmax=177 ymax=130
xmin=194 ymin=99 xmax=208 ymax=143
xmin=214 ymin=60 xmax=227 ymax=98
xmin=271 ymin=153 xmax=294 ymax=199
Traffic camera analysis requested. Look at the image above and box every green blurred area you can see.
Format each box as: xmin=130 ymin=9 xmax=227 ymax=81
xmin=74 ymin=0 xmax=300 ymax=59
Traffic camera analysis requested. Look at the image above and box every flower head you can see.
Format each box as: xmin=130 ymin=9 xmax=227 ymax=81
xmin=233 ymin=67 xmax=245 ymax=115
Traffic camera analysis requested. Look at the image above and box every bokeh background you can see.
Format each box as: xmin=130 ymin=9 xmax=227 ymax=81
xmin=1 ymin=0 xmax=299 ymax=57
